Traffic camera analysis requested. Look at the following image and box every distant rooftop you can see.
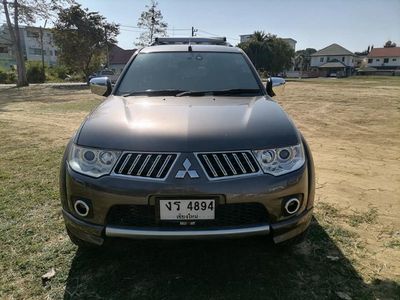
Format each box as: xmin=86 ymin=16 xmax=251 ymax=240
xmin=109 ymin=45 xmax=136 ymax=65
xmin=367 ymin=47 xmax=400 ymax=57
xmin=311 ymin=43 xmax=354 ymax=56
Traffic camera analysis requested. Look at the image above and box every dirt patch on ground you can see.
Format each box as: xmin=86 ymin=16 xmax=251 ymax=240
xmin=276 ymin=78 xmax=400 ymax=281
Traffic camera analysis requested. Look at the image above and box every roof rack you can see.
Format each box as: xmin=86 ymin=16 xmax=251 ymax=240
xmin=152 ymin=37 xmax=231 ymax=46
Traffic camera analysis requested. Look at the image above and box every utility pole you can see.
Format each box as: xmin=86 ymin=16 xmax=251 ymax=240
xmin=191 ymin=26 xmax=198 ymax=37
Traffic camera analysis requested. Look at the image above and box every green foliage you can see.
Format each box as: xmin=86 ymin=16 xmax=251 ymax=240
xmin=294 ymin=48 xmax=317 ymax=71
xmin=53 ymin=4 xmax=119 ymax=78
xmin=136 ymin=0 xmax=168 ymax=46
xmin=384 ymin=40 xmax=396 ymax=48
xmin=46 ymin=65 xmax=70 ymax=80
xmin=7 ymin=71 xmax=16 ymax=83
xmin=0 ymin=68 xmax=17 ymax=84
xmin=26 ymin=62 xmax=45 ymax=83
xmin=237 ymin=31 xmax=295 ymax=74
xmin=0 ymin=69 xmax=7 ymax=83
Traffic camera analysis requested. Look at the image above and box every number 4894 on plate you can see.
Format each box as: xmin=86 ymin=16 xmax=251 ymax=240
xmin=159 ymin=199 xmax=215 ymax=221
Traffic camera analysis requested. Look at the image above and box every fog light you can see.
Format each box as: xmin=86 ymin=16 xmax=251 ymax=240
xmin=284 ymin=198 xmax=301 ymax=215
xmin=74 ymin=200 xmax=90 ymax=217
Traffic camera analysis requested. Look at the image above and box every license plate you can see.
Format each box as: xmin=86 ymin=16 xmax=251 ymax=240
xmin=159 ymin=199 xmax=215 ymax=220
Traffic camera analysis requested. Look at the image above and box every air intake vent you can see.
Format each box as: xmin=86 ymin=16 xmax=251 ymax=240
xmin=114 ymin=153 xmax=178 ymax=179
xmin=197 ymin=151 xmax=259 ymax=179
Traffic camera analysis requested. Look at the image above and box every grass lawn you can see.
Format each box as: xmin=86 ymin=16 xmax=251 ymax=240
xmin=0 ymin=77 xmax=399 ymax=299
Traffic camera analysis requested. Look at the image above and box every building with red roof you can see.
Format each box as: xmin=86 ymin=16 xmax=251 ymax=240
xmin=367 ymin=47 xmax=400 ymax=70
xmin=109 ymin=45 xmax=136 ymax=74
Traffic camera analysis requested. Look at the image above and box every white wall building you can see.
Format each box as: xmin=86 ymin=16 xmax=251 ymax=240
xmin=310 ymin=43 xmax=356 ymax=76
xmin=22 ymin=26 xmax=58 ymax=66
xmin=367 ymin=47 xmax=400 ymax=69
xmin=0 ymin=24 xmax=58 ymax=68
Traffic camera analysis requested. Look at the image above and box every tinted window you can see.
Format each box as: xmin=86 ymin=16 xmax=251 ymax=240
xmin=117 ymin=52 xmax=260 ymax=94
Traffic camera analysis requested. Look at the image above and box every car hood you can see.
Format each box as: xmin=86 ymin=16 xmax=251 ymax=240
xmin=76 ymin=95 xmax=300 ymax=152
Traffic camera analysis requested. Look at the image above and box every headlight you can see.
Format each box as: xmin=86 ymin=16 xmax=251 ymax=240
xmin=68 ymin=144 xmax=121 ymax=178
xmin=253 ymin=144 xmax=305 ymax=176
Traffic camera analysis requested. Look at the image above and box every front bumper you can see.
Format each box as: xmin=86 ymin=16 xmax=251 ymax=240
xmin=63 ymin=207 xmax=313 ymax=244
xmin=60 ymin=141 xmax=315 ymax=245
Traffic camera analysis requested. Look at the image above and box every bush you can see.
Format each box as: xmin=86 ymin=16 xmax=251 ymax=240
xmin=7 ymin=71 xmax=16 ymax=84
xmin=0 ymin=69 xmax=7 ymax=83
xmin=47 ymin=65 xmax=69 ymax=80
xmin=26 ymin=62 xmax=45 ymax=83
xmin=0 ymin=68 xmax=17 ymax=84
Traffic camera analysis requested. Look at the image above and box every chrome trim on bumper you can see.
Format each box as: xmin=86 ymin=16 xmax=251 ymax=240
xmin=105 ymin=224 xmax=270 ymax=239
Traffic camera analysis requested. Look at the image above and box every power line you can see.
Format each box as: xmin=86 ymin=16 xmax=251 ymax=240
xmin=197 ymin=29 xmax=219 ymax=37
xmin=119 ymin=25 xmax=239 ymax=42
xmin=119 ymin=28 xmax=146 ymax=33
xmin=197 ymin=29 xmax=240 ymax=41
xmin=119 ymin=24 xmax=191 ymax=31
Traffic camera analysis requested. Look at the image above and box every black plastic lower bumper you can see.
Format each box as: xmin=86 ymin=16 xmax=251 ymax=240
xmin=63 ymin=207 xmax=313 ymax=245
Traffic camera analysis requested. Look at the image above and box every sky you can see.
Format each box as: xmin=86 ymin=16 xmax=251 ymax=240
xmin=3 ymin=0 xmax=400 ymax=52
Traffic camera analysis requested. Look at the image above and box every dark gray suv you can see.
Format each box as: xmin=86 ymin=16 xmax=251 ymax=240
xmin=60 ymin=37 xmax=315 ymax=247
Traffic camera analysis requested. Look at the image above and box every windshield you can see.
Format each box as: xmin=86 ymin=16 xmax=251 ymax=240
xmin=116 ymin=52 xmax=262 ymax=96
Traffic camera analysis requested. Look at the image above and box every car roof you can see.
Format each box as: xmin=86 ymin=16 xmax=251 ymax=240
xmin=140 ymin=44 xmax=243 ymax=54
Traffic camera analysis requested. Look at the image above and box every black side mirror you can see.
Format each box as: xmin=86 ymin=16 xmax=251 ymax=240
xmin=266 ymin=77 xmax=276 ymax=97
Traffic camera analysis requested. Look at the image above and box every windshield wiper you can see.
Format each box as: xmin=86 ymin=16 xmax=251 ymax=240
xmin=122 ymin=89 xmax=185 ymax=97
xmin=176 ymin=88 xmax=261 ymax=97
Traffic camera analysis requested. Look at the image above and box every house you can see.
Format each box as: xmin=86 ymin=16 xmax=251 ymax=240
xmin=310 ymin=43 xmax=356 ymax=77
xmin=22 ymin=26 xmax=58 ymax=66
xmin=367 ymin=47 xmax=400 ymax=70
xmin=0 ymin=24 xmax=58 ymax=68
xmin=109 ymin=45 xmax=136 ymax=74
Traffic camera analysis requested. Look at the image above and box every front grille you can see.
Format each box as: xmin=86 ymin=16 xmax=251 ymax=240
xmin=107 ymin=203 xmax=268 ymax=228
xmin=197 ymin=151 xmax=260 ymax=179
xmin=114 ymin=153 xmax=178 ymax=179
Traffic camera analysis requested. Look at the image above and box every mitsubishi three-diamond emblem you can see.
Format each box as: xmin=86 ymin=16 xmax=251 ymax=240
xmin=175 ymin=158 xmax=199 ymax=179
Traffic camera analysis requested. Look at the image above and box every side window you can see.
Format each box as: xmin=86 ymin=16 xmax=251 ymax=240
xmin=368 ymin=59 xmax=372 ymax=63
xmin=320 ymin=57 xmax=324 ymax=62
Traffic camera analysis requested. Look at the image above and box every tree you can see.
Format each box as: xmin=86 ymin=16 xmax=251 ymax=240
xmin=294 ymin=48 xmax=317 ymax=71
xmin=238 ymin=31 xmax=295 ymax=74
xmin=136 ymin=0 xmax=167 ymax=46
xmin=384 ymin=40 xmax=397 ymax=48
xmin=1 ymin=0 xmax=70 ymax=87
xmin=53 ymin=5 xmax=119 ymax=79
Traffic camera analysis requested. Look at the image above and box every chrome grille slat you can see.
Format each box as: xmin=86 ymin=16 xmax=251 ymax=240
xmin=114 ymin=153 xmax=177 ymax=179
xmin=233 ymin=153 xmax=246 ymax=173
xmin=242 ymin=152 xmax=256 ymax=172
xmin=203 ymin=155 xmax=218 ymax=177
xmin=118 ymin=154 xmax=132 ymax=173
xmin=157 ymin=155 xmax=172 ymax=178
xmin=223 ymin=154 xmax=237 ymax=175
xmin=127 ymin=154 xmax=141 ymax=175
xmin=137 ymin=155 xmax=151 ymax=176
xmin=197 ymin=151 xmax=259 ymax=179
xmin=147 ymin=155 xmax=161 ymax=177
xmin=212 ymin=154 xmax=227 ymax=176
